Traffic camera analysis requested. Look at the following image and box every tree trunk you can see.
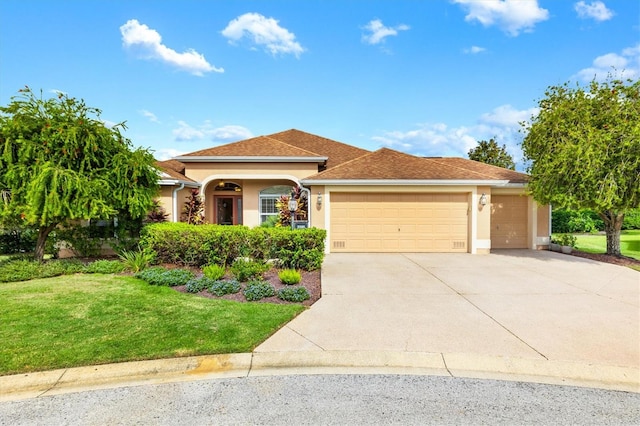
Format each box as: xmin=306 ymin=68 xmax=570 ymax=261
xmin=599 ymin=211 xmax=624 ymax=257
xmin=34 ymin=224 xmax=56 ymax=262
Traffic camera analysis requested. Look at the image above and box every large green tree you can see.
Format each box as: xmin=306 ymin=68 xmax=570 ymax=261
xmin=0 ymin=87 xmax=159 ymax=261
xmin=467 ymin=138 xmax=516 ymax=170
xmin=521 ymin=76 xmax=640 ymax=256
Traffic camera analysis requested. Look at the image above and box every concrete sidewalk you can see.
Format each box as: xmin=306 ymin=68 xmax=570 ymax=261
xmin=2 ymin=251 xmax=639 ymax=401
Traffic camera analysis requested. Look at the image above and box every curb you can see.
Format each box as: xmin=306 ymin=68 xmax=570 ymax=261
xmin=1 ymin=351 xmax=638 ymax=401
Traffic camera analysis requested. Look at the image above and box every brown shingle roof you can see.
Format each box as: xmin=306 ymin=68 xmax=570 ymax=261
xmin=179 ymin=135 xmax=325 ymax=159
xmin=303 ymin=148 xmax=526 ymax=182
xmin=267 ymin=129 xmax=369 ymax=169
xmin=157 ymin=159 xmax=186 ymax=175
xmin=156 ymin=161 xmax=196 ymax=183
xmin=428 ymin=158 xmax=529 ymax=183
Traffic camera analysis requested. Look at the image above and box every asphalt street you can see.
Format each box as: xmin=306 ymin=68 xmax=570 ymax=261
xmin=1 ymin=375 xmax=638 ymax=425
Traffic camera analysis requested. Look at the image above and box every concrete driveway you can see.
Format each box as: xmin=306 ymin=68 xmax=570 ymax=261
xmin=256 ymin=250 xmax=639 ymax=374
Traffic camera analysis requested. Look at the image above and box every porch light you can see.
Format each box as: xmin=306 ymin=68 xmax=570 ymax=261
xmin=317 ymin=192 xmax=323 ymax=207
xmin=218 ymin=180 xmax=225 ymax=187
xmin=288 ymin=199 xmax=298 ymax=230
xmin=479 ymin=193 xmax=488 ymax=206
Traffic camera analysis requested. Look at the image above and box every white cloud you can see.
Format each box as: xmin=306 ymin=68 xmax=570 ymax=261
xmin=173 ymin=121 xmax=253 ymax=142
xmin=221 ymin=13 xmax=305 ymax=57
xmin=120 ymin=19 xmax=223 ymax=76
xmin=371 ymin=104 xmax=537 ymax=168
xmin=575 ymin=44 xmax=640 ymax=81
xmin=139 ymin=109 xmax=160 ymax=123
xmin=463 ymin=45 xmax=486 ymax=54
xmin=155 ymin=148 xmax=186 ymax=161
xmin=361 ymin=19 xmax=410 ymax=45
xmin=574 ymin=1 xmax=614 ymax=21
xmin=452 ymin=0 xmax=549 ymax=36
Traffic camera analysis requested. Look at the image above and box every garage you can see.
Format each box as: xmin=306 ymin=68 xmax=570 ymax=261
xmin=329 ymin=193 xmax=469 ymax=252
xmin=491 ymin=194 xmax=529 ymax=248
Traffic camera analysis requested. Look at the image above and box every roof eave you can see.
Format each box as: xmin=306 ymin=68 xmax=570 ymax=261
xmin=158 ymin=179 xmax=200 ymax=188
xmin=174 ymin=156 xmax=328 ymax=163
xmin=301 ymin=179 xmax=513 ymax=186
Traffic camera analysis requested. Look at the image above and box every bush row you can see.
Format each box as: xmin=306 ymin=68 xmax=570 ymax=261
xmin=552 ymin=208 xmax=640 ymax=233
xmin=139 ymin=223 xmax=326 ymax=270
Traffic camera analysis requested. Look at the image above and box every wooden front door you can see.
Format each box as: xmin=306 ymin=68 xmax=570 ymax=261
xmin=215 ymin=196 xmax=242 ymax=225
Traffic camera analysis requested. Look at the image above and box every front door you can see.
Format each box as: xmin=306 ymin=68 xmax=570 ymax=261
xmin=215 ymin=196 xmax=242 ymax=225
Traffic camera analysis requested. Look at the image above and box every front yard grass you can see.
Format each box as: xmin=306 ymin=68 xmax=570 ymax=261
xmin=573 ymin=230 xmax=640 ymax=261
xmin=0 ymin=274 xmax=304 ymax=375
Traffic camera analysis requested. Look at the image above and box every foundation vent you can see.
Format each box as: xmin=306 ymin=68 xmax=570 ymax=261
xmin=333 ymin=241 xmax=346 ymax=249
xmin=453 ymin=241 xmax=466 ymax=249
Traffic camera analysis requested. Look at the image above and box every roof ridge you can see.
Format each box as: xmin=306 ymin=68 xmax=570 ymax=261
xmin=263 ymin=135 xmax=324 ymax=157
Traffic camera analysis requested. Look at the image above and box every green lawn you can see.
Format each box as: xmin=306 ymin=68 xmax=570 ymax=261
xmin=573 ymin=230 xmax=640 ymax=261
xmin=0 ymin=274 xmax=304 ymax=375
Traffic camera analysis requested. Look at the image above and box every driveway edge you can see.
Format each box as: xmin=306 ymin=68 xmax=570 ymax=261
xmin=1 ymin=351 xmax=637 ymax=402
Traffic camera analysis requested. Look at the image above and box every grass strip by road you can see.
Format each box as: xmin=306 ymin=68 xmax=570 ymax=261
xmin=573 ymin=230 xmax=640 ymax=261
xmin=0 ymin=274 xmax=304 ymax=375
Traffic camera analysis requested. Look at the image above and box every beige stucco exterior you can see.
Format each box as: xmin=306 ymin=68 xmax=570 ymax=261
xmin=157 ymin=158 xmax=550 ymax=254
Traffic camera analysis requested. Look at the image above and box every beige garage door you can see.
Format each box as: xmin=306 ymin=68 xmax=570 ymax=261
xmin=330 ymin=193 xmax=469 ymax=252
xmin=491 ymin=195 xmax=528 ymax=248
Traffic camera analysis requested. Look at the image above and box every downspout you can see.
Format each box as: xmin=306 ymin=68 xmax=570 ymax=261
xmin=172 ymin=183 xmax=184 ymax=222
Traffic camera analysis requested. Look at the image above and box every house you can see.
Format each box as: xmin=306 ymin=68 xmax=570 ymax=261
xmin=157 ymin=129 xmax=550 ymax=254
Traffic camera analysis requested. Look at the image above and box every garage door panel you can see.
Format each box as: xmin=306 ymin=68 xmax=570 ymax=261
xmin=330 ymin=192 xmax=469 ymax=253
xmin=491 ymin=195 xmax=528 ymax=249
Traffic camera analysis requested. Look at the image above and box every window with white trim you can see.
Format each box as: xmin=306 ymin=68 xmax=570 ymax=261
xmin=259 ymin=185 xmax=292 ymax=224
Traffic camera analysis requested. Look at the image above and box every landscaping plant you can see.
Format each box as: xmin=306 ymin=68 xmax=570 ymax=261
xmin=209 ymin=279 xmax=242 ymax=297
xmin=278 ymin=269 xmax=301 ymax=285
xmin=231 ymin=259 xmax=270 ymax=282
xmin=277 ymin=286 xmax=310 ymax=303
xmin=202 ymin=264 xmax=226 ymax=280
xmin=243 ymin=280 xmax=276 ymax=301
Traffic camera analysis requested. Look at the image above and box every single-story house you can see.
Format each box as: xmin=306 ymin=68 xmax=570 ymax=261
xmin=157 ymin=129 xmax=550 ymax=254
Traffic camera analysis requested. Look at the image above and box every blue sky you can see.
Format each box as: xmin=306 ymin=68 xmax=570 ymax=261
xmin=1 ymin=1 xmax=638 ymax=169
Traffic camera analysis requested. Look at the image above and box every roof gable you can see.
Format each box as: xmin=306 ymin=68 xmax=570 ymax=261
xmin=267 ymin=129 xmax=369 ymax=169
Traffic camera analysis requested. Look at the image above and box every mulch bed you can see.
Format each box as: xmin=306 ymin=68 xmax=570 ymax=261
xmin=173 ymin=268 xmax=322 ymax=306
xmin=568 ymin=250 xmax=640 ymax=269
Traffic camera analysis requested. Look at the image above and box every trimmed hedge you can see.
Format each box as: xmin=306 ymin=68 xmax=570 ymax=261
xmin=140 ymin=223 xmax=326 ymax=270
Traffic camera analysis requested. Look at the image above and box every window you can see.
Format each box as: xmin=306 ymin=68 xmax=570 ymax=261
xmin=259 ymin=185 xmax=292 ymax=223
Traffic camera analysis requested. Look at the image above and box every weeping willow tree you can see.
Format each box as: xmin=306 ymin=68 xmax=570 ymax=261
xmin=0 ymin=87 xmax=159 ymax=261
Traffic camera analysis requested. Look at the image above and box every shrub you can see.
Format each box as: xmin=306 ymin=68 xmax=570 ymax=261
xmin=202 ymin=264 xmax=226 ymax=280
xmin=135 ymin=267 xmax=194 ymax=287
xmin=209 ymin=279 xmax=242 ymax=296
xmin=185 ymin=276 xmax=217 ymax=293
xmin=278 ymin=269 xmax=301 ymax=285
xmin=231 ymin=259 xmax=269 ymax=282
xmin=277 ymin=286 xmax=310 ymax=302
xmin=0 ymin=258 xmax=85 ymax=283
xmin=552 ymin=209 xmax=603 ymax=233
xmin=140 ymin=223 xmax=249 ymax=267
xmin=139 ymin=223 xmax=325 ymax=270
xmin=119 ymin=250 xmax=155 ymax=273
xmin=622 ymin=209 xmax=640 ymax=230
xmin=243 ymin=280 xmax=275 ymax=301
xmin=84 ymin=260 xmax=125 ymax=274
xmin=267 ymin=228 xmax=326 ymax=270
xmin=556 ymin=234 xmax=577 ymax=248
xmin=0 ymin=228 xmax=37 ymax=254
xmin=0 ymin=259 xmax=42 ymax=283
xmin=57 ymin=226 xmax=105 ymax=258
